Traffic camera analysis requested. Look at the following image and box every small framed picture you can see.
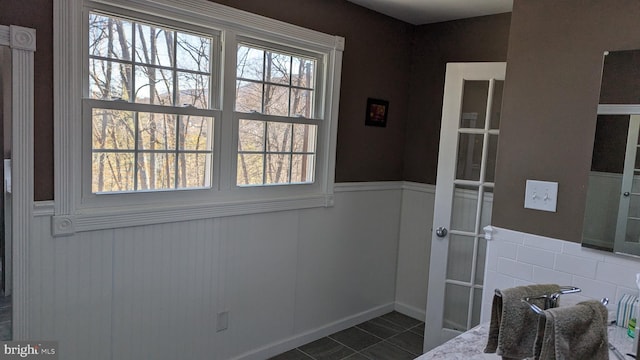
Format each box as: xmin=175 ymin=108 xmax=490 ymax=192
xmin=365 ymin=98 xmax=388 ymax=127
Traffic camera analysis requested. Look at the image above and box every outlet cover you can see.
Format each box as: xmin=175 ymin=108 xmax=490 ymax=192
xmin=217 ymin=311 xmax=229 ymax=332
xmin=524 ymin=180 xmax=558 ymax=212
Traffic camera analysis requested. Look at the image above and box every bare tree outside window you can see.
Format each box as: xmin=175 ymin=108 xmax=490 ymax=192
xmin=88 ymin=12 xmax=214 ymax=193
xmin=235 ymin=44 xmax=317 ymax=186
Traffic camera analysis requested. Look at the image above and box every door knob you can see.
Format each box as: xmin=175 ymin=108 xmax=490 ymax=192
xmin=435 ymin=227 xmax=448 ymax=238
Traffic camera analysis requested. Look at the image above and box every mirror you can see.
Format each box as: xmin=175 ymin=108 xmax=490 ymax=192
xmin=583 ymin=49 xmax=640 ymax=256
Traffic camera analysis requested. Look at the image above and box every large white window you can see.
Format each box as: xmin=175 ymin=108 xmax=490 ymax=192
xmin=53 ymin=0 xmax=343 ymax=234
xmin=86 ymin=12 xmax=216 ymax=193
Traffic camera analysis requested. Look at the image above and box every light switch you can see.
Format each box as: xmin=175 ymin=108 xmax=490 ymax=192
xmin=524 ymin=180 xmax=558 ymax=212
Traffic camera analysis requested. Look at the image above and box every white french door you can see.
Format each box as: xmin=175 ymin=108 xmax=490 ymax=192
xmin=423 ymin=62 xmax=506 ymax=352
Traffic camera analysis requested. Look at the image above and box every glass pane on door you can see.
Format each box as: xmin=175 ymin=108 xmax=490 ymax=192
xmin=456 ymin=133 xmax=483 ymax=181
xmin=475 ymin=238 xmax=487 ymax=285
xmin=480 ymin=187 xmax=494 ymax=229
xmin=626 ymin=219 xmax=640 ymax=244
xmin=443 ymin=283 xmax=470 ymax=331
xmin=446 ymin=234 xmax=475 ymax=282
xmin=451 ymin=185 xmax=478 ymax=232
xmin=485 ymin=134 xmax=499 ymax=183
xmin=490 ymin=80 xmax=504 ymax=130
xmin=471 ymin=287 xmax=483 ymax=327
xmin=460 ymin=80 xmax=489 ymax=129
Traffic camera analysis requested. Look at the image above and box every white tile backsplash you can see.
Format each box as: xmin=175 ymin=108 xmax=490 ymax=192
xmin=480 ymin=227 xmax=640 ymax=324
xmin=496 ymin=257 xmax=533 ymax=281
xmin=522 ymin=233 xmax=564 ymax=253
xmin=517 ymin=245 xmax=556 ymax=268
xmin=554 ymin=253 xmax=598 ymax=278
xmin=571 ymin=275 xmax=618 ymax=302
xmin=532 ymin=265 xmax=573 ymax=285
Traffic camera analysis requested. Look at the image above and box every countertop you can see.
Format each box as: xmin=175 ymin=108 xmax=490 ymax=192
xmin=415 ymin=322 xmax=635 ymax=360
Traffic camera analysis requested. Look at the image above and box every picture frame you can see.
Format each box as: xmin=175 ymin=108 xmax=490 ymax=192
xmin=365 ymin=98 xmax=389 ymax=127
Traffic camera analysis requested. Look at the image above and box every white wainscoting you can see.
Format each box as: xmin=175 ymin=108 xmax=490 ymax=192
xmin=28 ymin=182 xmax=408 ymax=360
xmin=481 ymin=226 xmax=640 ymax=324
xmin=394 ymin=182 xmax=435 ymax=321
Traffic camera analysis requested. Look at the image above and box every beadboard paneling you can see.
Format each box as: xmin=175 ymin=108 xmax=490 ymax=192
xmin=395 ymin=183 xmax=435 ymax=320
xmin=27 ymin=183 xmax=404 ymax=360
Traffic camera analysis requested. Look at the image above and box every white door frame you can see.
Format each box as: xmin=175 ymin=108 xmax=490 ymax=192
xmin=424 ymin=62 xmax=506 ymax=351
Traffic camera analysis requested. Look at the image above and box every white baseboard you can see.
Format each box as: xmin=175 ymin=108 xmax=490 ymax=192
xmin=230 ymin=303 xmax=395 ymax=360
xmin=394 ymin=301 xmax=426 ymax=322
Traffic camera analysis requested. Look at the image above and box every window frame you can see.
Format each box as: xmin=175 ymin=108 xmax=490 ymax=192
xmin=52 ymin=0 xmax=344 ymax=235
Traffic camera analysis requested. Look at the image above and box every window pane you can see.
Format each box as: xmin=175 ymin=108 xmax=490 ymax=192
xmin=92 ymin=152 xmax=135 ymax=193
xmin=290 ymin=89 xmax=313 ymax=118
xmin=237 ymin=154 xmax=264 ymax=185
xmin=134 ymin=23 xmax=174 ymax=67
xmin=235 ymin=80 xmax=263 ymax=113
xmin=180 ymin=116 xmax=212 ymax=151
xmin=266 ymin=153 xmax=291 ymax=184
xmin=266 ymin=51 xmax=290 ymax=85
xmin=89 ymin=59 xmax=132 ymax=100
xmin=292 ymin=57 xmax=315 ymax=88
xmin=176 ymin=32 xmax=210 ymax=72
xmin=89 ymin=13 xmax=132 ymax=61
xmin=238 ymin=120 xmax=264 ymax=152
xmin=92 ymin=109 xmax=135 ymax=150
xmin=137 ymin=153 xmax=176 ymax=190
xmin=292 ymin=124 xmax=317 ymax=153
xmin=291 ymin=154 xmax=314 ymax=183
xmin=237 ymin=45 xmax=264 ymax=81
xmin=177 ymin=153 xmax=210 ymax=188
xmin=263 ymin=84 xmax=289 ymax=116
xmin=177 ymin=72 xmax=209 ymax=108
xmin=134 ymin=67 xmax=174 ymax=105
xmin=138 ymin=113 xmax=177 ymax=151
xmin=267 ymin=122 xmax=292 ymax=153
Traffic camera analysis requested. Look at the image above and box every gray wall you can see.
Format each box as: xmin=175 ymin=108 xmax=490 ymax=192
xmin=404 ymin=13 xmax=511 ymax=184
xmin=0 ymin=0 xmax=53 ymax=201
xmin=492 ymin=0 xmax=640 ymax=242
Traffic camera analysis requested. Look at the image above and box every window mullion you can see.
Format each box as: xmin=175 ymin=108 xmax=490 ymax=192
xmin=133 ymin=111 xmax=140 ymax=191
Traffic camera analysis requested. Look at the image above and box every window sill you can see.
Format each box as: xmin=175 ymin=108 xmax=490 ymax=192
xmin=51 ymin=193 xmax=334 ymax=236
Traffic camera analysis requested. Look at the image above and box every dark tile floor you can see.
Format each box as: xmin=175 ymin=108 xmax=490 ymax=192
xmin=269 ymin=312 xmax=425 ymax=360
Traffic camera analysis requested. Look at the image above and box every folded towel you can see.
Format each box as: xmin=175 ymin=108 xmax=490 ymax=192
xmin=535 ymin=300 xmax=608 ymax=360
xmin=485 ymin=284 xmax=561 ymax=359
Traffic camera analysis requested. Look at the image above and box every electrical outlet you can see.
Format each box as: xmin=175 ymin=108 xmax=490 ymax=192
xmin=524 ymin=180 xmax=558 ymax=212
xmin=217 ymin=311 xmax=229 ymax=332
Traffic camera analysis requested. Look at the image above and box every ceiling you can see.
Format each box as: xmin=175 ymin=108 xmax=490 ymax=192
xmin=346 ymin=0 xmax=513 ymax=25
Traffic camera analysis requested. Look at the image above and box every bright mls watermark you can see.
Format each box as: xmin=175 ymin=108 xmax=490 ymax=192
xmin=0 ymin=342 xmax=57 ymax=359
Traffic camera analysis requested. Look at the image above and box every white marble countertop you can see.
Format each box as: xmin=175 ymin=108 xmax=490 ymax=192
xmin=415 ymin=323 xmax=635 ymax=360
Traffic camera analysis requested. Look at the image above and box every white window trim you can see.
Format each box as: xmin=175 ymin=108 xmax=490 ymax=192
xmin=53 ymin=0 xmax=344 ymax=236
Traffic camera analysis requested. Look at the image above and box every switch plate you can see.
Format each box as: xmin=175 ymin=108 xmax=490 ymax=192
xmin=524 ymin=180 xmax=558 ymax=212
